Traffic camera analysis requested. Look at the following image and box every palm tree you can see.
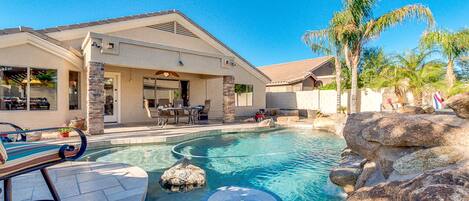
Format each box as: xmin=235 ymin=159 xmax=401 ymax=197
xmin=420 ymin=28 xmax=469 ymax=88
xmin=359 ymin=47 xmax=391 ymax=88
xmin=394 ymin=49 xmax=444 ymax=106
xmin=302 ymin=28 xmax=344 ymax=113
xmin=330 ymin=0 xmax=434 ymax=113
xmin=371 ymin=64 xmax=407 ymax=106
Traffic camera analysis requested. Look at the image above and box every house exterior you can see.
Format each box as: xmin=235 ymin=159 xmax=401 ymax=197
xmin=0 ymin=10 xmax=270 ymax=134
xmin=258 ymin=56 xmax=335 ymax=92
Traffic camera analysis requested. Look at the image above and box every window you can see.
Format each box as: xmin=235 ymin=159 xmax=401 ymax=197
xmin=69 ymin=71 xmax=80 ymax=110
xmin=143 ymin=77 xmax=157 ymax=108
xmin=143 ymin=78 xmax=182 ymax=107
xmin=0 ymin=66 xmax=27 ymax=110
xmin=29 ymin=68 xmax=57 ymax=110
xmin=235 ymin=84 xmax=253 ymax=106
xmin=0 ymin=66 xmax=57 ymax=111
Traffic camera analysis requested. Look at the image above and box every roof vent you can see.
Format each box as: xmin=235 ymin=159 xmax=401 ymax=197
xmin=148 ymin=21 xmax=199 ymax=38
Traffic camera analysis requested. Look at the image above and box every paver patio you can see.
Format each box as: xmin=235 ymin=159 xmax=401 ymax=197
xmin=0 ymin=162 xmax=148 ymax=201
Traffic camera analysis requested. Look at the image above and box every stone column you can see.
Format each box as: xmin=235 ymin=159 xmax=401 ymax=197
xmin=223 ymin=76 xmax=235 ymax=123
xmin=86 ymin=61 xmax=105 ymax=134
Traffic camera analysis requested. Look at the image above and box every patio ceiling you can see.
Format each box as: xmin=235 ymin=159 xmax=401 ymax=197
xmin=83 ymin=32 xmax=235 ymax=76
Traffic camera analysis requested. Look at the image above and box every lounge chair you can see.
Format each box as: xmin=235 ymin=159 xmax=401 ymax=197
xmin=0 ymin=122 xmax=87 ymax=201
xmin=198 ymin=100 xmax=211 ymax=121
xmin=144 ymin=99 xmax=170 ymax=127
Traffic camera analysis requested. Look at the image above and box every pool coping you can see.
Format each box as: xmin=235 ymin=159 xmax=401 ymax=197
xmin=44 ymin=124 xmax=283 ymax=150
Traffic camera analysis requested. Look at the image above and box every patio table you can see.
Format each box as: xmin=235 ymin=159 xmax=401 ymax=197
xmin=160 ymin=106 xmax=202 ymax=124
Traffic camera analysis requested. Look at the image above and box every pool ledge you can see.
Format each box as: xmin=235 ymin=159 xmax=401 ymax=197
xmin=48 ymin=123 xmax=283 ymax=150
xmin=0 ymin=162 xmax=148 ymax=201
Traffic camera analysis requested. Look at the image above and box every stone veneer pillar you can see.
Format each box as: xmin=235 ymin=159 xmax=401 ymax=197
xmin=223 ymin=76 xmax=235 ymax=123
xmin=86 ymin=61 xmax=105 ymax=134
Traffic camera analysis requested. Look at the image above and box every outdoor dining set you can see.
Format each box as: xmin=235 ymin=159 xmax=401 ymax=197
xmin=144 ymin=99 xmax=210 ymax=127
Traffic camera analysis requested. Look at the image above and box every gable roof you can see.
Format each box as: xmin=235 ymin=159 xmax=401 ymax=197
xmin=0 ymin=10 xmax=270 ymax=83
xmin=258 ymin=56 xmax=334 ymax=86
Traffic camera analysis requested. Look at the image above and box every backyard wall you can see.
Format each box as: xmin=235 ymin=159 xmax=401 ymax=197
xmin=266 ymin=89 xmax=383 ymax=114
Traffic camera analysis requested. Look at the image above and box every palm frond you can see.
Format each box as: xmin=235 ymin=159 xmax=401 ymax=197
xmin=302 ymin=29 xmax=334 ymax=55
xmin=366 ymin=4 xmax=434 ymax=39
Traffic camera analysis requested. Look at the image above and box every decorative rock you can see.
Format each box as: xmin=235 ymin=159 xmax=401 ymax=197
xmin=393 ymin=146 xmax=466 ymax=175
xmin=329 ymin=149 xmax=365 ymax=190
xmin=258 ymin=119 xmax=275 ymax=127
xmin=374 ymin=146 xmax=420 ymax=178
xmin=361 ymin=114 xmax=467 ymax=147
xmin=422 ymin=105 xmax=435 ymax=114
xmin=397 ymin=105 xmax=426 ymax=114
xmin=348 ymin=164 xmax=469 ymax=201
xmin=160 ymin=158 xmax=206 ymax=192
xmin=354 ymin=161 xmax=376 ymax=189
xmin=446 ymin=92 xmax=469 ymax=119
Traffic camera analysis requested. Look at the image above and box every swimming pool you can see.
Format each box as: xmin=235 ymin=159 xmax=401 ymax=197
xmin=82 ymin=128 xmax=346 ymax=201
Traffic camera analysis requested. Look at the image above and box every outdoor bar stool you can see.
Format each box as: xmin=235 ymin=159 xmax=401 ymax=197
xmin=0 ymin=122 xmax=87 ymax=201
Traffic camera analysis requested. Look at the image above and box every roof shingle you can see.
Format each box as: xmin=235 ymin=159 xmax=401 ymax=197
xmin=258 ymin=56 xmax=333 ymax=85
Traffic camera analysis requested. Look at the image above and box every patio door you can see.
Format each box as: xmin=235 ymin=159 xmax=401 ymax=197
xmin=104 ymin=72 xmax=120 ymax=123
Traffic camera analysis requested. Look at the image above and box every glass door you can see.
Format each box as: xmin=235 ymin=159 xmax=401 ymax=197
xmin=104 ymin=73 xmax=119 ymax=123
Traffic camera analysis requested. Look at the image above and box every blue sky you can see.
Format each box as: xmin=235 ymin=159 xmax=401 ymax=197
xmin=0 ymin=0 xmax=467 ymax=66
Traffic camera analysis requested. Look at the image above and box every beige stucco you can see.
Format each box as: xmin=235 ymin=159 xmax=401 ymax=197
xmin=0 ymin=44 xmax=86 ymax=128
xmin=0 ymin=12 xmax=268 ymax=128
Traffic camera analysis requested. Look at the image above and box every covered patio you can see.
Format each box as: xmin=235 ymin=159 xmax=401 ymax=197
xmin=82 ymin=33 xmax=237 ymax=134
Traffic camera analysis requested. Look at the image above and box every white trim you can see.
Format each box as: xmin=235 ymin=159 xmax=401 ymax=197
xmin=0 ymin=32 xmax=83 ymax=70
xmin=104 ymin=72 xmax=121 ymax=123
xmin=316 ymin=75 xmax=335 ymax=79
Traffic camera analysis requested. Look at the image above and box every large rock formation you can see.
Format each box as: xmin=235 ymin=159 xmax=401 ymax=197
xmin=160 ymin=158 xmax=206 ymax=192
xmin=348 ymin=164 xmax=469 ymax=201
xmin=447 ymin=92 xmax=469 ymax=119
xmin=334 ymin=111 xmax=469 ymax=200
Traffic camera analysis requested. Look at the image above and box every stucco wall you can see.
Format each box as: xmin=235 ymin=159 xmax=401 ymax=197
xmin=109 ymin=27 xmax=222 ymax=55
xmin=266 ymin=89 xmax=383 ymax=114
xmin=104 ymin=64 xmax=265 ymax=123
xmin=0 ymin=44 xmax=86 ymax=129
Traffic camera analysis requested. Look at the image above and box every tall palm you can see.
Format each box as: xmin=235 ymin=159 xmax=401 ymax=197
xmin=395 ymin=49 xmax=444 ymax=106
xmin=331 ymin=0 xmax=434 ymax=113
xmin=420 ymin=28 xmax=469 ymax=88
xmin=302 ymin=28 xmax=343 ymax=113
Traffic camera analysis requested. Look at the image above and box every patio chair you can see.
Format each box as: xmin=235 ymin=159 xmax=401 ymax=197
xmin=144 ymin=99 xmax=170 ymax=127
xmin=0 ymin=122 xmax=87 ymax=201
xmin=199 ymin=100 xmax=211 ymax=121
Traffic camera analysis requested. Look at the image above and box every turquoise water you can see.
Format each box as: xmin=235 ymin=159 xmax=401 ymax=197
xmin=82 ymin=129 xmax=346 ymax=201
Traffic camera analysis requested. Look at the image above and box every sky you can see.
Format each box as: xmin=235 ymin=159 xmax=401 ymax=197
xmin=0 ymin=0 xmax=467 ymax=67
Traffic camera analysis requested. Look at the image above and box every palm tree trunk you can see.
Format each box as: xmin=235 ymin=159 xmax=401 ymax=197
xmin=446 ymin=59 xmax=456 ymax=88
xmin=350 ymin=47 xmax=361 ymax=113
xmin=334 ymin=54 xmax=342 ymax=114
xmin=412 ymin=91 xmax=423 ymax=106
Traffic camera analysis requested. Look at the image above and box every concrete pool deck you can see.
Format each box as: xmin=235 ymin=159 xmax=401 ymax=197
xmin=0 ymin=162 xmax=148 ymax=201
xmin=43 ymin=122 xmax=278 ymax=149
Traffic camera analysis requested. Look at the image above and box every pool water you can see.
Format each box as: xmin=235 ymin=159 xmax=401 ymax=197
xmin=83 ymin=129 xmax=346 ymax=201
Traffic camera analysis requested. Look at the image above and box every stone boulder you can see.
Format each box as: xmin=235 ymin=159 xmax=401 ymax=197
xmin=160 ymin=158 xmax=206 ymax=192
xmin=348 ymin=164 xmax=469 ymax=201
xmin=343 ymin=113 xmax=468 ymax=160
xmin=393 ymin=146 xmax=467 ymax=175
xmin=446 ymin=92 xmax=469 ymax=119
xmin=397 ymin=106 xmax=426 ymax=114
xmin=329 ymin=149 xmax=366 ymax=193
xmin=422 ymin=105 xmax=435 ymax=114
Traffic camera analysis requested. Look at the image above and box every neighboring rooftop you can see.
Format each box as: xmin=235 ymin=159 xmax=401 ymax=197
xmin=258 ymin=56 xmax=334 ymax=86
